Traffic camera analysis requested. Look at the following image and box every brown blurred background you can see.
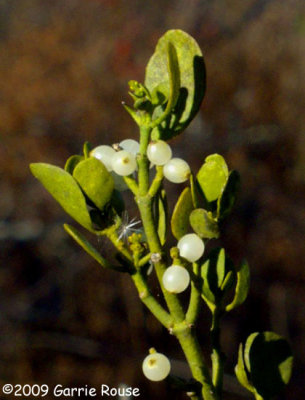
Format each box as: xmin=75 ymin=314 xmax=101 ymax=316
xmin=1 ymin=0 xmax=305 ymax=399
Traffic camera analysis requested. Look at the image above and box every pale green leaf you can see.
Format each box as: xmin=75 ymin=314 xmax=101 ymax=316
xmin=145 ymin=29 xmax=206 ymax=140
xmin=73 ymin=158 xmax=114 ymax=211
xmin=30 ymin=163 xmax=94 ymax=232
xmin=189 ymin=208 xmax=219 ymax=239
xmin=171 ymin=187 xmax=194 ymax=239
xmin=197 ymin=154 xmax=229 ymax=203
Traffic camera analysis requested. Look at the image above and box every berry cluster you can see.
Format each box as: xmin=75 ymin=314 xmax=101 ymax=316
xmin=162 ymin=233 xmax=205 ymax=294
xmin=91 ymin=139 xmax=191 ymax=186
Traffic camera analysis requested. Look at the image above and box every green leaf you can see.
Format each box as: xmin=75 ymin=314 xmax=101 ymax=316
xmin=190 ymin=173 xmax=203 ymax=208
xmin=30 ymin=163 xmax=94 ymax=232
xmin=235 ymin=343 xmax=255 ymax=393
xmin=189 ymin=208 xmax=219 ymax=239
xmin=217 ymin=170 xmax=240 ymax=220
xmin=197 ymin=154 xmax=229 ymax=203
xmin=244 ymin=332 xmax=293 ymax=399
xmin=200 ymin=248 xmax=234 ymax=308
xmin=201 ymin=259 xmax=216 ymax=310
xmin=145 ymin=29 xmax=206 ymax=140
xmin=83 ymin=141 xmax=92 ymax=158
xmin=64 ymin=155 xmax=84 ymax=174
xmin=157 ymin=189 xmax=168 ymax=245
xmin=73 ymin=158 xmax=114 ymax=211
xmin=226 ymin=259 xmax=250 ymax=311
xmin=64 ymin=224 xmax=110 ymax=268
xmin=171 ymin=187 xmax=194 ymax=239
xmin=150 ymin=42 xmax=180 ymax=128
xmin=64 ymin=224 xmax=125 ymax=272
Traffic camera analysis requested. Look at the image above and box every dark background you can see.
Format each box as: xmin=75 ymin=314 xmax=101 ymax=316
xmin=1 ymin=0 xmax=305 ymax=399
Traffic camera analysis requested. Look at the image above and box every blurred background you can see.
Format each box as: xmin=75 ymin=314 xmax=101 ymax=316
xmin=1 ymin=0 xmax=305 ymax=398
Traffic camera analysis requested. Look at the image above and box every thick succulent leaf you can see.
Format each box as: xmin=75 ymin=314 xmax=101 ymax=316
xmin=244 ymin=332 xmax=293 ymax=399
xmin=64 ymin=155 xmax=84 ymax=174
xmin=226 ymin=259 xmax=250 ymax=311
xmin=30 ymin=163 xmax=94 ymax=232
xmin=157 ymin=189 xmax=168 ymax=245
xmin=189 ymin=208 xmax=219 ymax=239
xmin=64 ymin=224 xmax=110 ymax=268
xmin=145 ymin=29 xmax=206 ymax=140
xmin=190 ymin=173 xmax=204 ymax=208
xmin=83 ymin=141 xmax=92 ymax=158
xmin=201 ymin=248 xmax=234 ymax=307
xmin=200 ymin=260 xmax=216 ymax=309
xmin=235 ymin=343 xmax=255 ymax=393
xmin=171 ymin=187 xmax=194 ymax=239
xmin=197 ymin=154 xmax=229 ymax=203
xmin=73 ymin=158 xmax=114 ymax=211
xmin=217 ymin=170 xmax=240 ymax=220
xmin=150 ymin=42 xmax=180 ymax=128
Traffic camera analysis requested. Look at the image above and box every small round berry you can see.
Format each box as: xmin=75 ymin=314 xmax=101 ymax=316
xmin=111 ymin=150 xmax=137 ymax=176
xmin=142 ymin=352 xmax=171 ymax=381
xmin=162 ymin=265 xmax=190 ymax=293
xmin=163 ymin=158 xmax=191 ymax=183
xmin=120 ymin=139 xmax=140 ymax=156
xmin=147 ymin=140 xmax=172 ymax=166
xmin=90 ymin=145 xmax=115 ymax=171
xmin=177 ymin=233 xmax=205 ymax=263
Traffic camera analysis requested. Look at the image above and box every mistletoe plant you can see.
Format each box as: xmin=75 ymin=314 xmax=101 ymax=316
xmin=30 ymin=30 xmax=293 ymax=400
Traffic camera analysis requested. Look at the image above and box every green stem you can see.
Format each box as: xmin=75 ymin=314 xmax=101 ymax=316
xmin=123 ymin=175 xmax=139 ymax=195
xmin=131 ymin=272 xmax=173 ymax=328
xmin=137 ymin=195 xmax=185 ymax=322
xmin=186 ymin=263 xmax=201 ymax=325
xmin=134 ymin=122 xmax=216 ymax=400
xmin=148 ymin=166 xmax=164 ymax=197
xmin=105 ymin=227 xmax=133 ymax=263
xmin=175 ymin=325 xmax=216 ymax=400
xmin=211 ymin=309 xmax=224 ymax=399
xmin=138 ymin=125 xmax=151 ymax=195
xmin=136 ymin=124 xmax=185 ymax=322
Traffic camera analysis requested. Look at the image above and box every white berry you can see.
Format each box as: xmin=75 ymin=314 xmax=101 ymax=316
xmin=147 ymin=140 xmax=172 ymax=166
xmin=142 ymin=352 xmax=171 ymax=381
xmin=177 ymin=233 xmax=205 ymax=262
xmin=162 ymin=265 xmax=190 ymax=293
xmin=111 ymin=150 xmax=137 ymax=176
xmin=120 ymin=139 xmax=140 ymax=156
xmin=163 ymin=158 xmax=191 ymax=183
xmin=90 ymin=145 xmax=116 ymax=171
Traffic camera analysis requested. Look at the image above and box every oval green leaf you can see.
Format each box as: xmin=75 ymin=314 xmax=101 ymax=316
xmin=145 ymin=29 xmax=206 ymax=140
xmin=157 ymin=189 xmax=168 ymax=245
xmin=235 ymin=343 xmax=255 ymax=393
xmin=30 ymin=163 xmax=93 ymax=232
xmin=73 ymin=157 xmax=114 ymax=211
xmin=226 ymin=259 xmax=250 ymax=312
xmin=64 ymin=155 xmax=84 ymax=174
xmin=217 ymin=170 xmax=240 ymax=220
xmin=197 ymin=154 xmax=229 ymax=203
xmin=171 ymin=187 xmax=194 ymax=239
xmin=244 ymin=331 xmax=293 ymax=399
xmin=189 ymin=208 xmax=219 ymax=239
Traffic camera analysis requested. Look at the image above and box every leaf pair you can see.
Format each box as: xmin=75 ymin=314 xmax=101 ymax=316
xmin=196 ymin=154 xmax=240 ymax=220
xmin=145 ymin=29 xmax=206 ymax=140
xmin=200 ymin=248 xmax=250 ymax=312
xmin=235 ymin=332 xmax=293 ymax=399
xmin=30 ymin=157 xmax=115 ymax=233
